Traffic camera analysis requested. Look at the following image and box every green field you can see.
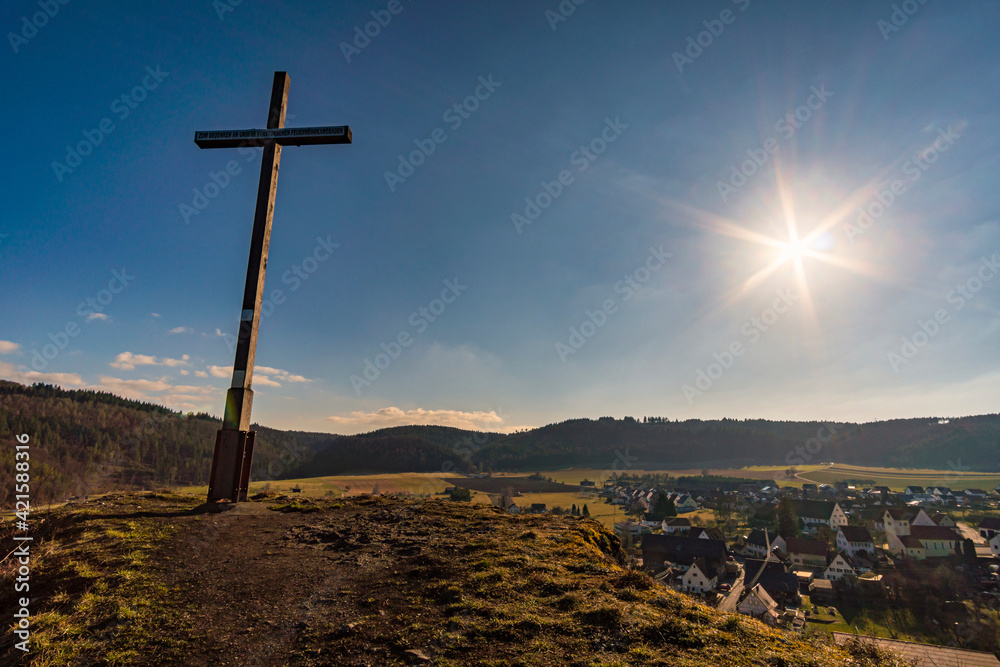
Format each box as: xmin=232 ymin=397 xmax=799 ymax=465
xmin=796 ymin=464 xmax=1000 ymax=491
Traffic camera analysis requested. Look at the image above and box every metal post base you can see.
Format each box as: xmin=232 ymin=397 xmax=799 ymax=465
xmin=207 ymin=428 xmax=256 ymax=502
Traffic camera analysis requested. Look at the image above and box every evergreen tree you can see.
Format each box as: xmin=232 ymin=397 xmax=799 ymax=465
xmin=582 ymin=504 xmax=590 ymax=517
xmin=777 ymin=497 xmax=800 ymax=537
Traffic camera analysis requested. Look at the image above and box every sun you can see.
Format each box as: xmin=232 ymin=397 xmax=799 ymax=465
xmin=777 ymin=237 xmax=809 ymax=265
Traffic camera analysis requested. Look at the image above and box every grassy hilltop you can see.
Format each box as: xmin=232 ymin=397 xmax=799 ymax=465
xmin=1 ymin=492 xmax=909 ymax=666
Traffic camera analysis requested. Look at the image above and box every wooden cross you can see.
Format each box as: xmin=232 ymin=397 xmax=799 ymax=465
xmin=195 ymin=71 xmax=351 ymax=502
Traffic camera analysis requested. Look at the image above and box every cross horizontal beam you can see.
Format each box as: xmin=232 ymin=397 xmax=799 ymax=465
xmin=194 ymin=125 xmax=352 ymax=149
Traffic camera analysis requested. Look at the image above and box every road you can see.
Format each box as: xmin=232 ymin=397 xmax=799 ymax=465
xmin=717 ymin=567 xmax=745 ymax=612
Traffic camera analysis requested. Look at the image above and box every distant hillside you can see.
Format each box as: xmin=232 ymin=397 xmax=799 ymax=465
xmin=0 ymin=380 xmax=326 ymax=505
xmin=4 ymin=379 xmax=1000 ymax=504
xmin=469 ymin=415 xmax=1000 ymax=473
xmin=285 ymin=425 xmax=505 ymax=477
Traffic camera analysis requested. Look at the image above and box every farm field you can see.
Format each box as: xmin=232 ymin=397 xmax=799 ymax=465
xmin=796 ymin=463 xmax=1000 ymax=491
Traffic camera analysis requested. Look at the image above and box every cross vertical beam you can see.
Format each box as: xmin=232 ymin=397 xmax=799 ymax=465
xmin=223 ymin=71 xmax=288 ymax=434
xmin=197 ymin=71 xmax=351 ymax=503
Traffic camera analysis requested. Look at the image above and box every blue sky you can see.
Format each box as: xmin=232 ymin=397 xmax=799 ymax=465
xmin=2 ymin=0 xmax=999 ymax=435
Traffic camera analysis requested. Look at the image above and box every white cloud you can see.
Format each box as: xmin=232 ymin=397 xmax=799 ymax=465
xmin=180 ymin=370 xmax=189 ymax=376
xmin=151 ymin=313 xmax=161 ymax=318
xmin=255 ymin=365 xmax=312 ymax=383
xmin=195 ymin=370 xmax=209 ymax=378
xmin=0 ymin=360 xmax=85 ymax=387
xmin=87 ymin=313 xmax=108 ymax=321
xmin=111 ymin=352 xmax=190 ymax=370
xmin=207 ymin=365 xmax=232 ymax=378
xmin=0 ymin=340 xmax=20 ymax=354
xmin=254 ymin=375 xmax=282 ymax=387
xmin=326 ymin=407 xmax=508 ymax=432
xmin=92 ymin=376 xmax=219 ymax=412
xmin=168 ymin=326 xmax=194 ymax=335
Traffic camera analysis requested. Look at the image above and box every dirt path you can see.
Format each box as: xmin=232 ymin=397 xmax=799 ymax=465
xmin=147 ymin=501 xmax=345 ymax=666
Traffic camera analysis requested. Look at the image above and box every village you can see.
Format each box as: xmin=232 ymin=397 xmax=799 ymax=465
xmin=508 ymin=475 xmax=1000 ymax=663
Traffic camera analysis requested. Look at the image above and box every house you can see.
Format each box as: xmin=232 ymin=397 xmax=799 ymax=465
xmin=688 ymin=527 xmax=725 ymax=541
xmin=783 ymin=537 xmax=829 ymax=568
xmin=899 ymin=535 xmax=926 ymax=560
xmin=681 ymin=557 xmax=719 ymax=594
xmin=530 ymin=503 xmax=547 ymax=513
xmin=743 ymin=558 xmax=800 ymax=604
xmin=745 ymin=528 xmax=786 ymax=559
xmin=794 ymin=500 xmax=848 ymax=531
xmin=883 ymin=507 xmax=931 ymax=551
xmin=965 ymin=489 xmax=988 ymax=500
xmin=674 ymin=494 xmax=699 ymax=513
xmin=614 ymin=521 xmax=651 ymax=549
xmin=661 ymin=517 xmax=692 ymax=534
xmin=836 ymin=525 xmax=875 ymax=558
xmin=930 ymin=512 xmax=955 ymax=528
xmin=904 ymin=486 xmax=925 ymax=496
xmin=979 ymin=518 xmax=1000 ymax=541
xmin=989 ymin=534 xmax=1000 ymax=558
xmin=641 ymin=534 xmax=728 ymax=572
xmin=824 ymin=551 xmax=857 ymax=581
xmin=801 ymin=483 xmax=818 ymax=496
xmin=809 ymin=578 xmax=834 ymax=604
xmin=909 ymin=525 xmax=961 ymax=557
xmin=738 ymin=583 xmax=779 ymax=626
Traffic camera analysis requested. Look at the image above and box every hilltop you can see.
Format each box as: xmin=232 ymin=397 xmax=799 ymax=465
xmin=0 ymin=492 xmax=908 ymax=666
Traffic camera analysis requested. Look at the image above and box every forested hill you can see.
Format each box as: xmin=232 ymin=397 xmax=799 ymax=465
xmin=0 ymin=381 xmax=323 ymax=505
xmin=468 ymin=415 xmax=1000 ymax=472
xmin=4 ymin=379 xmax=1000 ymax=504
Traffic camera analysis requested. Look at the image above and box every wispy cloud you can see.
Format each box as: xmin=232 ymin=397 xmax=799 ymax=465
xmin=110 ymin=352 xmax=191 ymax=370
xmin=93 ymin=375 xmax=219 ymax=412
xmin=256 ymin=365 xmax=312 ymax=383
xmin=326 ymin=407 xmax=509 ymax=432
xmin=207 ymin=365 xmax=231 ymax=378
xmin=0 ymin=340 xmax=20 ymax=354
xmin=0 ymin=360 xmax=85 ymax=387
xmin=87 ymin=312 xmax=108 ymax=321
xmin=168 ymin=326 xmax=194 ymax=335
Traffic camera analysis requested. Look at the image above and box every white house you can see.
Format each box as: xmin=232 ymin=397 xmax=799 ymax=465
xmin=674 ymin=494 xmax=699 ymax=513
xmin=989 ymin=533 xmax=1000 ymax=558
xmin=836 ymin=525 xmax=875 ymax=558
xmin=745 ymin=528 xmax=786 ymax=559
xmin=738 ymin=583 xmax=779 ymax=626
xmin=681 ymin=558 xmax=718 ymax=594
xmin=824 ymin=552 xmax=857 ymax=581
xmin=796 ymin=500 xmax=848 ymax=531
